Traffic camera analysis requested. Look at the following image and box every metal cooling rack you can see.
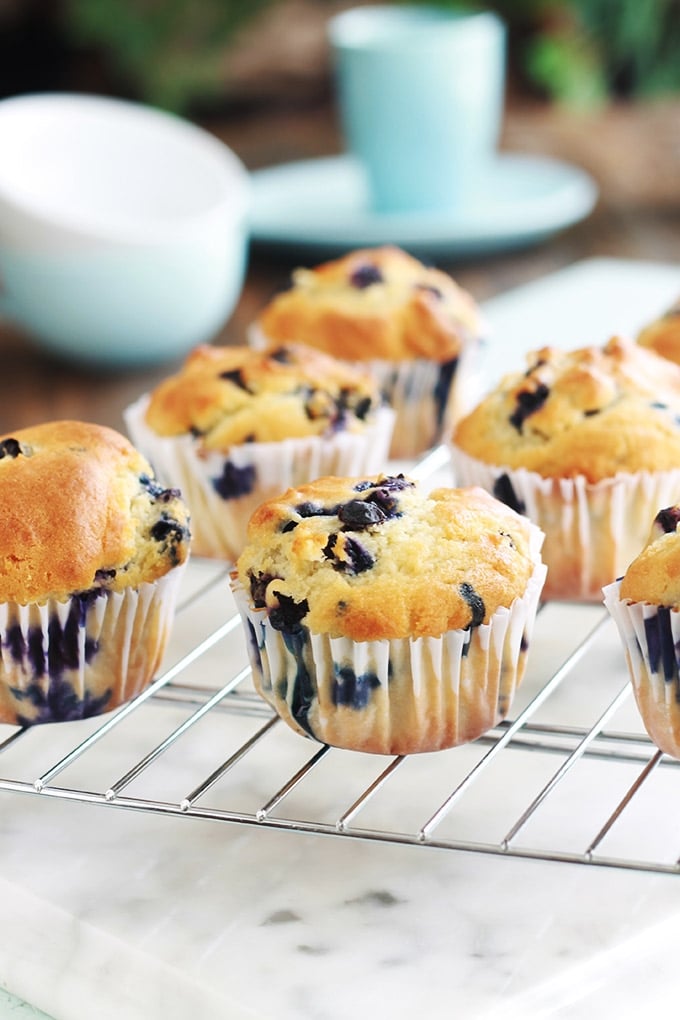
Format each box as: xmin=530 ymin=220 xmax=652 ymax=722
xmin=0 ymin=445 xmax=677 ymax=877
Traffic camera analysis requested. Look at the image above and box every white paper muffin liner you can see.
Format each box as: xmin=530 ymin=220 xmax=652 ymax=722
xmin=603 ymin=579 xmax=680 ymax=757
xmin=125 ymin=395 xmax=395 ymax=563
xmin=362 ymin=348 xmax=481 ymax=460
xmin=0 ymin=563 xmax=185 ymax=726
xmin=450 ymin=444 xmax=680 ymax=602
xmin=248 ymin=323 xmax=483 ymax=460
xmin=231 ymin=548 xmax=546 ymax=755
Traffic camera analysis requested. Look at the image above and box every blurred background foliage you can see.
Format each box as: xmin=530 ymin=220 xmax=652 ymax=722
xmin=0 ymin=0 xmax=679 ymax=114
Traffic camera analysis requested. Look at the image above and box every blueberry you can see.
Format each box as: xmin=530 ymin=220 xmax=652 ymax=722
xmin=94 ymin=568 xmax=117 ymax=585
xmin=281 ymin=519 xmax=298 ymax=533
xmin=366 ymin=488 xmax=401 ymax=519
xmin=295 ymin=501 xmax=337 ymax=518
xmin=269 ymin=347 xmax=292 ymax=364
xmin=338 ymin=499 xmax=387 ymax=529
xmin=0 ymin=438 xmax=22 ymax=459
xmin=460 ymin=582 xmax=485 ymax=628
xmin=343 ymin=537 xmax=375 ymax=573
xmin=433 ymin=358 xmax=458 ymax=429
xmin=269 ymin=593 xmax=309 ymax=631
xmin=349 ymin=263 xmax=383 ymax=289
xmin=509 ymin=383 xmax=550 ymax=432
xmin=493 ymin=474 xmax=526 ymax=516
xmin=212 ymin=461 xmax=256 ymax=500
xmin=139 ymin=474 xmax=181 ymax=503
xmin=14 ymin=675 xmax=112 ymax=727
xmin=332 ymin=664 xmax=380 ymax=709
xmin=323 ymin=533 xmax=375 ymax=574
xmin=353 ymin=396 xmax=372 ymax=421
xmin=281 ymin=628 xmax=315 ymax=737
xmin=219 ymin=368 xmax=250 ymax=391
xmin=150 ymin=517 xmax=187 ymax=544
xmin=150 ymin=516 xmax=189 ymax=566
xmin=644 ymin=608 xmax=675 ymax=681
xmin=249 ymin=571 xmax=279 ymax=608
xmin=376 ymin=474 xmax=413 ymax=492
xmin=655 ymin=507 xmax=680 ymax=534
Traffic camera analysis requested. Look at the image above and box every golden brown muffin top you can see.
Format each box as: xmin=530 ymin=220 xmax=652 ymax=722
xmin=637 ymin=296 xmax=680 ymax=366
xmin=620 ymin=505 xmax=680 ymax=605
xmin=254 ymin=245 xmax=481 ymax=363
xmin=453 ymin=336 xmax=680 ymax=482
xmin=235 ymin=474 xmax=542 ymax=641
xmin=0 ymin=420 xmax=190 ymax=604
xmin=143 ymin=342 xmax=385 ymax=449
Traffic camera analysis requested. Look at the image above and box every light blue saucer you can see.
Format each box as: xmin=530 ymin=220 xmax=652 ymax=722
xmin=249 ymin=152 xmax=598 ymax=259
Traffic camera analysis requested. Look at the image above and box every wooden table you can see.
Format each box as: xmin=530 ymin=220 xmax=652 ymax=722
xmin=1 ymin=97 xmax=678 ymax=435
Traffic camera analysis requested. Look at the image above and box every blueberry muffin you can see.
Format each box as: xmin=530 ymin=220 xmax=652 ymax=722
xmin=637 ymin=296 xmax=680 ymax=365
xmin=231 ymin=475 xmax=546 ymax=754
xmin=451 ymin=336 xmax=680 ymax=601
xmin=0 ymin=420 xmax=190 ymax=726
xmin=604 ymin=505 xmax=680 ymax=758
xmin=125 ymin=343 xmax=393 ymax=563
xmin=252 ymin=245 xmax=483 ymax=458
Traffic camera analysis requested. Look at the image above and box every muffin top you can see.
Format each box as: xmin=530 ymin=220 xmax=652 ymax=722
xmin=235 ymin=474 xmax=542 ymax=641
xmin=637 ymin=296 xmax=680 ymax=365
xmin=254 ymin=245 xmax=481 ymax=363
xmin=0 ymin=420 xmax=190 ymax=604
xmin=453 ymin=336 xmax=680 ymax=481
xmin=620 ymin=505 xmax=680 ymax=605
xmin=143 ymin=342 xmax=385 ymax=450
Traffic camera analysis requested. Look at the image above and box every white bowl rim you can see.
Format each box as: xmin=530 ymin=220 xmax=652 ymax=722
xmin=0 ymin=92 xmax=251 ymax=248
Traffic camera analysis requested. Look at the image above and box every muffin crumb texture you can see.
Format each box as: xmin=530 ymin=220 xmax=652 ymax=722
xmin=454 ymin=336 xmax=680 ymax=481
xmin=255 ymin=245 xmax=481 ymax=363
xmin=236 ymin=475 xmax=538 ymax=642
xmin=0 ymin=420 xmax=190 ymax=604
xmin=142 ymin=342 xmax=385 ymax=449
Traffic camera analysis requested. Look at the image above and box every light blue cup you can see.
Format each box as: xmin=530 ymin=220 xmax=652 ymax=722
xmin=328 ymin=5 xmax=506 ymax=214
xmin=0 ymin=93 xmax=250 ymax=369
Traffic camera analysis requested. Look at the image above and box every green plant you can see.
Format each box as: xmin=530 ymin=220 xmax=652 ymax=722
xmin=408 ymin=0 xmax=680 ymax=104
xmin=64 ymin=0 xmax=277 ymax=112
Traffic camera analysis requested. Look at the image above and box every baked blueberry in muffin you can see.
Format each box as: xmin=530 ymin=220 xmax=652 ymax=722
xmin=125 ymin=342 xmax=394 ymax=562
xmin=452 ymin=336 xmax=680 ymax=601
xmin=232 ymin=474 xmax=546 ymax=754
xmin=252 ymin=245 xmax=484 ymax=458
xmin=0 ymin=420 xmax=190 ymax=725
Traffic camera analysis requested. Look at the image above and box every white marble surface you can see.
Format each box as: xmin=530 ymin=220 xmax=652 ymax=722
xmin=1 ymin=258 xmax=679 ymax=1020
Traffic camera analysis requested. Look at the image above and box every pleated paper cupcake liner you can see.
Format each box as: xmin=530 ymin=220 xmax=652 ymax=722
xmin=231 ymin=550 xmax=546 ymax=755
xmin=362 ymin=350 xmax=482 ymax=460
xmin=0 ymin=563 xmax=185 ymax=726
xmin=603 ymin=580 xmax=680 ymax=758
xmin=125 ymin=395 xmax=395 ymax=563
xmin=450 ymin=444 xmax=680 ymax=602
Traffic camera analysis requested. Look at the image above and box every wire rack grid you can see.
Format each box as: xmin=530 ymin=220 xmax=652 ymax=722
xmin=0 ymin=445 xmax=677 ymax=877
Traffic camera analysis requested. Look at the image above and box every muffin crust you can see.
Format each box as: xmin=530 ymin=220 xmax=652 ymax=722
xmin=236 ymin=474 xmax=538 ymax=642
xmin=454 ymin=337 xmax=680 ymax=481
xmin=143 ymin=342 xmax=384 ymax=449
xmin=0 ymin=420 xmax=190 ymax=604
xmin=255 ymin=245 xmax=481 ymax=363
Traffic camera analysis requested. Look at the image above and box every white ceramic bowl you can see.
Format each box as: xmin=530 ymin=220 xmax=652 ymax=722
xmin=0 ymin=92 xmax=250 ymax=368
